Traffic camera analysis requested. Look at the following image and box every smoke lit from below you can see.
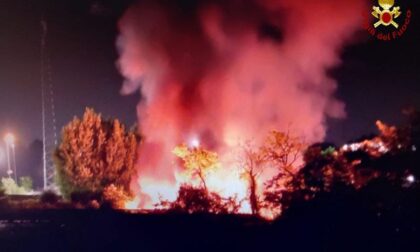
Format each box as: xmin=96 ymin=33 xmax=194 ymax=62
xmin=117 ymin=0 xmax=366 ymax=216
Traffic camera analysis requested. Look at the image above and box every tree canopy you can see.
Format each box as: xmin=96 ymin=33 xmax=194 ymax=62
xmin=54 ymin=108 xmax=140 ymax=205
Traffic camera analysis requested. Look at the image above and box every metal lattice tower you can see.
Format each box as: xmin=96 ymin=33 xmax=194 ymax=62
xmin=41 ymin=18 xmax=58 ymax=190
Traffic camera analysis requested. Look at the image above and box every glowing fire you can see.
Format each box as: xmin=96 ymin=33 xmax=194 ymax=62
xmin=122 ymin=118 xmax=398 ymax=220
xmin=130 ymin=139 xmax=255 ymax=214
xmin=125 ymin=196 xmax=141 ymax=210
xmin=116 ymin=0 xmax=367 ymax=220
xmin=123 ymin=133 xmax=294 ymax=220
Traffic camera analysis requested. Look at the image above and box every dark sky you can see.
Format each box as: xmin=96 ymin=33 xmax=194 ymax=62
xmin=0 ymin=0 xmax=419 ymax=180
xmin=328 ymin=0 xmax=420 ymax=143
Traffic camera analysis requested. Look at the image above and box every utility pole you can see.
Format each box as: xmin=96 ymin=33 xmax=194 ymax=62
xmin=12 ymin=143 xmax=17 ymax=181
xmin=5 ymin=140 xmax=11 ymax=178
xmin=4 ymin=133 xmax=15 ymax=179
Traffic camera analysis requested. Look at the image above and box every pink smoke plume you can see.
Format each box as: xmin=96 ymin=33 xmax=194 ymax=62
xmin=117 ymin=0 xmax=366 ymax=207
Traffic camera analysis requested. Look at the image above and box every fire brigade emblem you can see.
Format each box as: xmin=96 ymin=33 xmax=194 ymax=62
xmin=372 ymin=0 xmax=401 ymax=28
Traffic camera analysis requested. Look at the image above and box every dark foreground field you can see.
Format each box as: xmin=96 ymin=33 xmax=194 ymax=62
xmin=0 ymin=203 xmax=418 ymax=252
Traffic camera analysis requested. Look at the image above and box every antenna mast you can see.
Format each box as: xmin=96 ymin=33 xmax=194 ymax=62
xmin=41 ymin=18 xmax=58 ymax=190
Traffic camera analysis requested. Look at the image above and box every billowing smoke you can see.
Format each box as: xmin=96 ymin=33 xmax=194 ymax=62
xmin=117 ymin=0 xmax=366 ymax=207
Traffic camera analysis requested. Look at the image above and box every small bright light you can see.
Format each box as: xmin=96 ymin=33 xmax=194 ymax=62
xmin=4 ymin=133 xmax=15 ymax=145
xmin=190 ymin=138 xmax=200 ymax=148
xmin=406 ymin=175 xmax=415 ymax=183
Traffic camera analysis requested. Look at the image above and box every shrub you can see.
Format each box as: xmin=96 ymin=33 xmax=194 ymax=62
xmin=168 ymin=184 xmax=241 ymax=214
xmin=40 ymin=190 xmax=60 ymax=205
xmin=70 ymin=191 xmax=102 ymax=207
xmin=1 ymin=177 xmax=27 ymax=195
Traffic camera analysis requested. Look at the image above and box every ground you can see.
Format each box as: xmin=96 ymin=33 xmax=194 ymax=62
xmin=0 ymin=206 xmax=418 ymax=251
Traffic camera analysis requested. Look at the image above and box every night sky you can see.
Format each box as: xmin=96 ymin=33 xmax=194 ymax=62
xmin=0 ymin=0 xmax=419 ymax=183
xmin=330 ymin=0 xmax=420 ymax=143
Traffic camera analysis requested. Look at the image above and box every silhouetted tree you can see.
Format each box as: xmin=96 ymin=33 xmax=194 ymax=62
xmin=282 ymin=110 xmax=420 ymax=216
xmin=262 ymin=130 xmax=305 ymax=211
xmin=238 ymin=142 xmax=267 ymax=215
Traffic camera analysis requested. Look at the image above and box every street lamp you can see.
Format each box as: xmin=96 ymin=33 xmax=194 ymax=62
xmin=4 ymin=133 xmax=15 ymax=146
xmin=4 ymin=133 xmax=15 ymax=179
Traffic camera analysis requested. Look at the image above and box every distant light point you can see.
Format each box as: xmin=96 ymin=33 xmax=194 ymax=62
xmin=4 ymin=133 xmax=15 ymax=145
xmin=190 ymin=138 xmax=200 ymax=148
xmin=406 ymin=174 xmax=415 ymax=183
